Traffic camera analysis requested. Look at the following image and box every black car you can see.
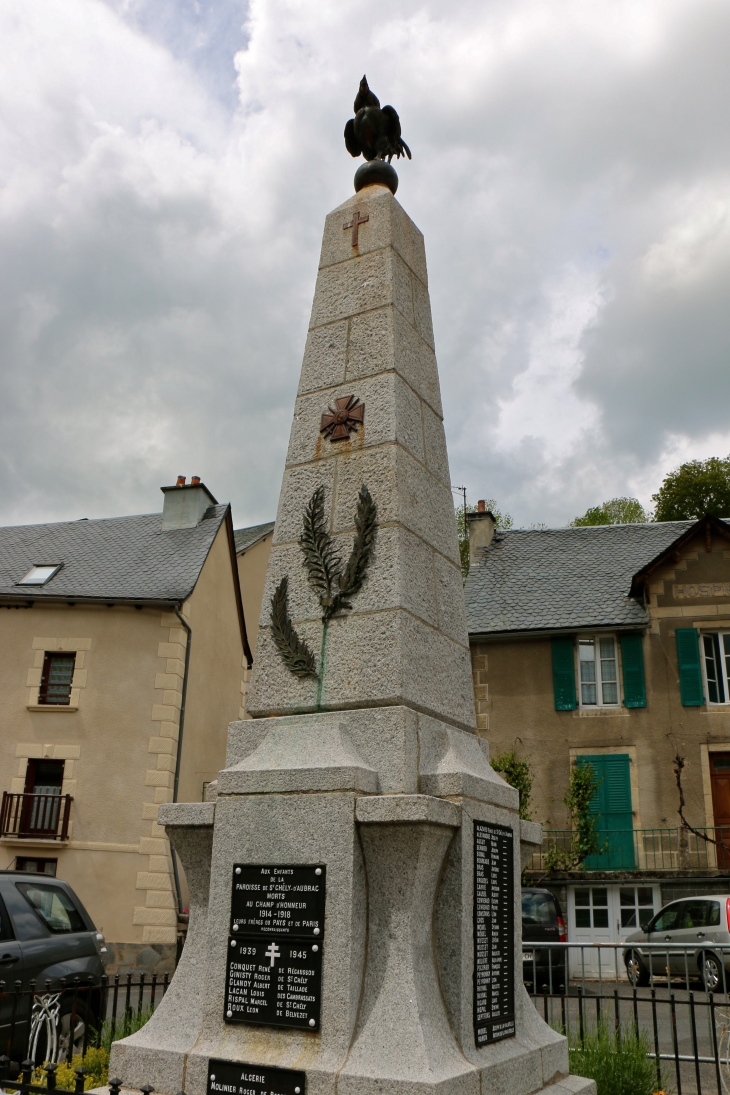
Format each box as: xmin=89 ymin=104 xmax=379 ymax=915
xmin=522 ymin=887 xmax=567 ymax=992
xmin=0 ymin=871 xmax=106 ymax=1065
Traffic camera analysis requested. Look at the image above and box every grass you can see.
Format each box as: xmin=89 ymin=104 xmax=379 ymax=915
xmin=33 ymin=1006 xmax=155 ymax=1090
xmin=566 ymin=1022 xmax=669 ymax=1095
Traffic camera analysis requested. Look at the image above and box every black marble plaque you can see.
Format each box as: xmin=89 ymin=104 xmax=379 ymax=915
xmin=473 ymin=820 xmax=515 ymax=1046
xmin=224 ymin=937 xmax=322 ymax=1030
xmin=207 ymin=1057 xmax=305 ymax=1095
xmin=230 ymin=864 xmax=326 ymax=938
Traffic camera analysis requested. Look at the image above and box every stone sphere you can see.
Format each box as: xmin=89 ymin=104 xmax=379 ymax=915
xmin=354 ymin=160 xmax=399 ymax=195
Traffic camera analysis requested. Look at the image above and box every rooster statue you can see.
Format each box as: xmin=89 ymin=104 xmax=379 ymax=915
xmin=344 ymin=76 xmax=412 ymax=164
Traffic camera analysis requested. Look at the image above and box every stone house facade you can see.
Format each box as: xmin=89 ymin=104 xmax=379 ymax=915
xmin=464 ymin=508 xmax=730 ymax=952
xmin=0 ymin=480 xmax=252 ymax=974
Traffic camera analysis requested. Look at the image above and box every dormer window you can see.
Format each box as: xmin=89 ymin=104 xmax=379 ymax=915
xmin=17 ymin=564 xmax=62 ymax=586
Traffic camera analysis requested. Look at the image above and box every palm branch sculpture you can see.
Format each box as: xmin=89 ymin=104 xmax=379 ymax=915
xmin=270 ymin=484 xmax=377 ymax=679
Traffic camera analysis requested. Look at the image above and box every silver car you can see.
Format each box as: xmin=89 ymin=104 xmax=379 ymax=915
xmin=624 ymin=894 xmax=730 ymax=991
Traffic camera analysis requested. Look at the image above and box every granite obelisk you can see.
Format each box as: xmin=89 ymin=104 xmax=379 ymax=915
xmin=110 ymin=84 xmax=594 ymax=1095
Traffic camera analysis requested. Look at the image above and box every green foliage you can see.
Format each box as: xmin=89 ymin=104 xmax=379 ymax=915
xmin=456 ymin=499 xmax=513 ymax=580
xmin=33 ymin=1008 xmax=156 ymax=1090
xmin=566 ymin=1023 xmax=665 ymax=1095
xmin=545 ymin=762 xmax=603 ymax=871
xmin=652 ymin=455 xmax=730 ymax=521
xmin=570 ymin=497 xmax=648 ymax=526
xmin=491 ymin=750 xmax=533 ymax=820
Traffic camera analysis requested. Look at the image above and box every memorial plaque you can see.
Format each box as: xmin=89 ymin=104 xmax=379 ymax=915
xmin=207 ymin=1057 xmax=305 ymax=1095
xmin=224 ymin=937 xmax=323 ymax=1030
xmin=473 ymin=820 xmax=515 ymax=1046
xmin=230 ymin=864 xmax=326 ymax=938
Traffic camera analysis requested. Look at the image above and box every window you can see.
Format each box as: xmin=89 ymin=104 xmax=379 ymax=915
xmin=574 ymin=887 xmax=609 ymax=928
xmin=619 ymin=887 xmax=655 ymax=930
xmin=521 ymin=891 xmax=556 ymax=926
xmin=16 ymin=883 xmax=85 ymax=934
xmin=650 ymin=903 xmax=682 ymax=932
xmin=578 ymin=637 xmax=619 ymax=706
xmin=15 ymin=857 xmax=57 ymax=876
xmin=17 ymin=564 xmax=62 ymax=586
xmin=38 ymin=652 xmax=76 ymax=705
xmin=702 ymin=633 xmax=730 ymax=704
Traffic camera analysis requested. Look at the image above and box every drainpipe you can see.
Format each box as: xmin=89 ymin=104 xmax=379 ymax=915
xmin=169 ymin=604 xmax=192 ymax=916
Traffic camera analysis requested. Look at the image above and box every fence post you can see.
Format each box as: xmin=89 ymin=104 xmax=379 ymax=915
xmin=45 ymin=1062 xmax=58 ymax=1090
xmin=74 ymin=1068 xmax=86 ymax=1095
xmin=108 ymin=1078 xmax=123 ymax=1095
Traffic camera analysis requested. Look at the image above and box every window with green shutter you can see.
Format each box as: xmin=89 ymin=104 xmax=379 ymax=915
xmin=676 ymin=628 xmax=705 ymax=706
xmin=578 ymin=754 xmax=635 ymax=869
xmin=552 ymin=638 xmax=577 ymax=710
xmin=620 ymin=634 xmax=646 ymax=708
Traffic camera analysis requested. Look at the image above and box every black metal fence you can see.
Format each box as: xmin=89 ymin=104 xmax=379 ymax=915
xmin=0 ymin=973 xmax=169 ymax=1071
xmin=0 ymin=1061 xmax=132 ymax=1095
xmin=524 ymin=941 xmax=730 ymax=1095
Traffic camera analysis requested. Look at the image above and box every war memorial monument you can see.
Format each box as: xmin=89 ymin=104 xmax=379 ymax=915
xmin=110 ymin=79 xmax=594 ymax=1095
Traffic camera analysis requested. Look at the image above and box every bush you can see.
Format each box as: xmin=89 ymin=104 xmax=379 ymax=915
xmin=567 ymin=1023 xmax=666 ymax=1095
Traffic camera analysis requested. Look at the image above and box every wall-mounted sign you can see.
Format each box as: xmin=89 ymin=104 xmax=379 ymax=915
xmin=207 ymin=1057 xmax=305 ymax=1095
xmin=473 ymin=820 xmax=515 ymax=1046
xmin=230 ymin=864 xmax=326 ymax=938
xmin=673 ymin=583 xmax=730 ymax=600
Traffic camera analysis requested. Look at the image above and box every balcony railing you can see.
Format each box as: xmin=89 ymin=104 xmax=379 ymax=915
xmin=0 ymin=792 xmax=73 ymax=841
xmin=527 ymin=826 xmax=730 ymax=873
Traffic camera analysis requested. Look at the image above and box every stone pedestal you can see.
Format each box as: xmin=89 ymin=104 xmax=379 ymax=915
xmin=110 ymin=185 xmax=594 ymax=1095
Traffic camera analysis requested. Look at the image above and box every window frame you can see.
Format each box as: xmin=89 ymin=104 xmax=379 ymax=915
xmin=701 ymin=632 xmax=730 ymax=705
xmin=16 ymin=564 xmax=62 ymax=587
xmin=576 ymin=633 xmax=621 ymax=708
xmin=38 ymin=651 xmax=76 ymax=706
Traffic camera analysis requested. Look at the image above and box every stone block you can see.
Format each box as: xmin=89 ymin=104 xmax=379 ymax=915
xmin=148 ymin=737 xmax=175 ymax=755
xmin=318 ymin=187 xmax=428 ymax=288
xmin=309 ymin=245 xmax=416 ymax=333
xmin=218 ymin=721 xmax=378 ymax=795
xmin=297 ymin=319 xmax=348 ymax=395
xmin=156 ymin=753 xmax=176 ymax=773
xmin=422 ymin=401 xmax=451 ymax=487
xmin=145 ymin=890 xmax=176 ymax=909
xmin=355 ymin=794 xmax=461 ymax=827
xmin=138 ymin=838 xmax=168 ymax=855
xmin=392 ymin=306 xmax=443 ymax=416
xmin=434 ymin=552 xmax=471 ymax=646
xmin=145 ymin=770 xmax=173 ymax=788
xmin=413 ymin=273 xmax=435 ymax=349
xmin=418 ymin=717 xmax=516 ymax=806
xmin=155 ymin=673 xmax=182 ymax=690
xmin=285 ymin=372 xmax=424 ymax=468
xmin=227 ymin=706 xmax=419 ymax=795
xmin=159 ymin=802 xmax=215 ymax=827
xmin=147 ymin=855 xmax=171 ymax=873
xmin=271 ymin=460 xmax=336 ymax=546
xmin=142 ymin=926 xmax=177 ymax=945
xmin=136 ymin=872 xmax=172 ymax=891
xmin=133 ymin=907 xmax=176 ymax=926
xmin=151 ymin=705 xmax=179 ymax=723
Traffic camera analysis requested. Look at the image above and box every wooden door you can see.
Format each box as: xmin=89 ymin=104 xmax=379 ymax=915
xmin=710 ymin=753 xmax=730 ymax=868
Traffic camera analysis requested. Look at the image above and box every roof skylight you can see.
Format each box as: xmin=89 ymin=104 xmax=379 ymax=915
xmin=17 ymin=564 xmax=62 ymax=586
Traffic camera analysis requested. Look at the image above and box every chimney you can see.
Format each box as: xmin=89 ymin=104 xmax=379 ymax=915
xmin=161 ymin=478 xmax=218 ymax=531
xmin=466 ymin=501 xmax=496 ymax=564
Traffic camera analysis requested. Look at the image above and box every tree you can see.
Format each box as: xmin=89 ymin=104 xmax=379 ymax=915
xmin=456 ymin=498 xmax=513 ymax=581
xmin=544 ymin=762 xmax=604 ymax=872
xmin=570 ymin=497 xmax=648 ymax=527
xmin=652 ymin=456 xmax=730 ymax=522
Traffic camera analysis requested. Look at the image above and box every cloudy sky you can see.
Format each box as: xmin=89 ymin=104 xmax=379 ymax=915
xmin=1 ymin=0 xmax=729 ymax=530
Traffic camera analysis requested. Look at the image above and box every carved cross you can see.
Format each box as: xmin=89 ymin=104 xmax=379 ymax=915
xmin=343 ymin=210 xmax=369 ymax=247
xmin=320 ymin=395 xmax=365 ymax=441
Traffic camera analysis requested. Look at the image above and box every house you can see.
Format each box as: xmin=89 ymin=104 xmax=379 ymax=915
xmin=234 ymin=521 xmax=274 ymax=658
xmin=465 ymin=506 xmax=730 ymax=960
xmin=0 ymin=478 xmax=251 ymax=974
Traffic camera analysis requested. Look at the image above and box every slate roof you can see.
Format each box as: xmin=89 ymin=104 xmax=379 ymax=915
xmin=0 ymin=506 xmax=228 ymax=603
xmin=465 ymin=521 xmax=697 ymax=636
xmin=234 ymin=522 xmax=275 ymax=554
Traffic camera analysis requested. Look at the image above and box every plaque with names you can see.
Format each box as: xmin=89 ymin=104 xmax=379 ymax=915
xmin=473 ymin=820 xmax=515 ymax=1046
xmin=224 ymin=937 xmax=323 ymax=1030
xmin=207 ymin=1057 xmax=305 ymax=1095
xmin=230 ymin=864 xmax=326 ymax=938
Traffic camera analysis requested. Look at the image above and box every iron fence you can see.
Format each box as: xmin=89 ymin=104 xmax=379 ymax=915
xmin=0 ymin=794 xmax=73 ymax=841
xmin=524 ymin=941 xmax=730 ymax=1095
xmin=0 ymin=973 xmax=169 ymax=1072
xmin=528 ymin=826 xmax=730 ymax=872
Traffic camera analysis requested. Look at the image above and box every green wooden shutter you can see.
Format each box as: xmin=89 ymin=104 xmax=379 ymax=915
xmin=620 ymin=633 xmax=646 ymax=708
xmin=578 ymin=754 xmax=635 ymax=869
xmin=552 ymin=638 xmax=576 ymax=710
xmin=676 ymin=628 xmax=705 ymax=706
